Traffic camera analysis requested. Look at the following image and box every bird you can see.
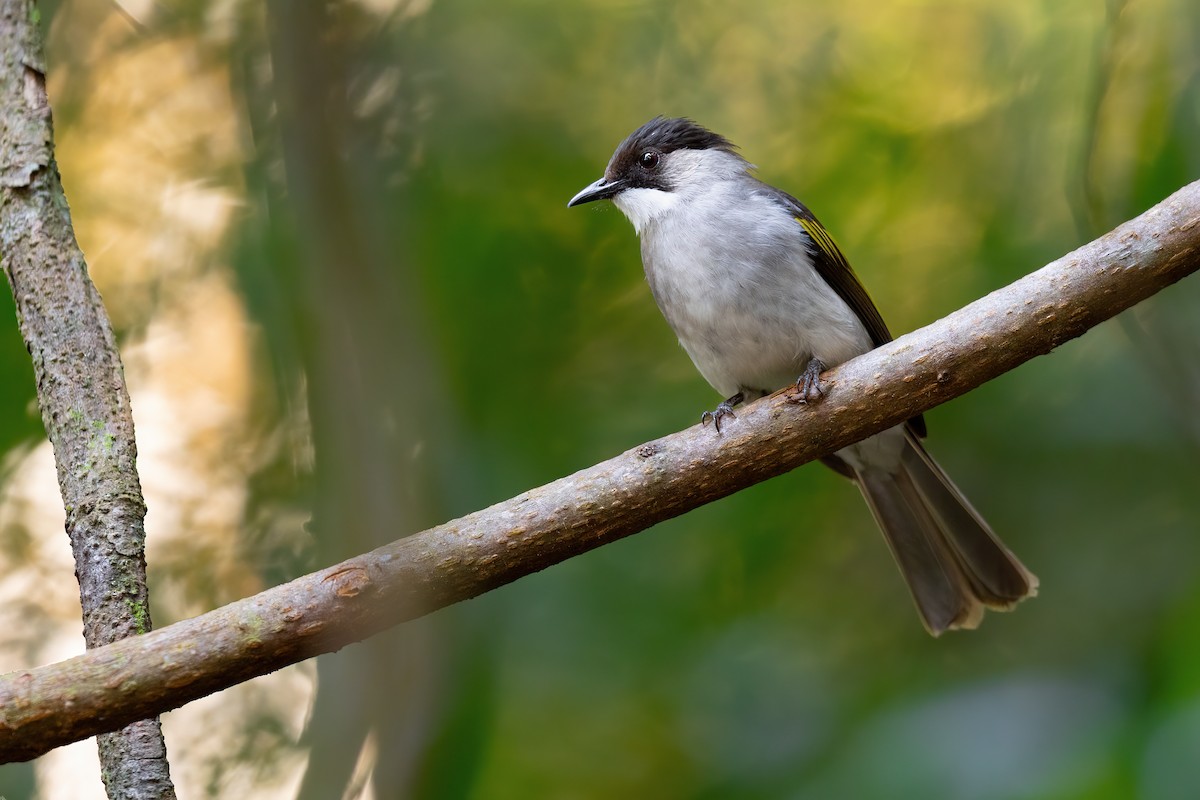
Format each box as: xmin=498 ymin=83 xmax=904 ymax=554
xmin=567 ymin=116 xmax=1037 ymax=635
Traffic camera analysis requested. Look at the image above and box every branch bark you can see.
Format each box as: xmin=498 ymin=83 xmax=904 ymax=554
xmin=1 ymin=180 xmax=1198 ymax=763
xmin=0 ymin=1 xmax=175 ymax=794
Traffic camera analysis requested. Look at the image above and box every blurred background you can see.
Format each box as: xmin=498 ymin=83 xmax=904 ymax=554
xmin=1 ymin=0 xmax=1199 ymax=797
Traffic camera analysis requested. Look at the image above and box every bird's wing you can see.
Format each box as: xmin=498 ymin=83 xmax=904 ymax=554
xmin=761 ymin=185 xmax=928 ymax=437
xmin=762 ymin=186 xmax=893 ymax=348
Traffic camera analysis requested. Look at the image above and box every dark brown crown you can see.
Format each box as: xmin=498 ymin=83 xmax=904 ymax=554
xmin=616 ymin=117 xmax=736 ymax=156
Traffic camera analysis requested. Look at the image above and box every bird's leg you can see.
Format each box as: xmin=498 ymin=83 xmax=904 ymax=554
xmin=791 ymin=357 xmax=827 ymax=404
xmin=701 ymin=391 xmax=744 ymax=433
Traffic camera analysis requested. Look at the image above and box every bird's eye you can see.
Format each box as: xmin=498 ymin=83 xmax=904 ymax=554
xmin=639 ymin=151 xmax=660 ymax=169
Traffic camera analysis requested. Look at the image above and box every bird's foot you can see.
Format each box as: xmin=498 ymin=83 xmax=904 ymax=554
xmin=701 ymin=392 xmax=744 ymax=434
xmin=790 ymin=358 xmax=827 ymax=404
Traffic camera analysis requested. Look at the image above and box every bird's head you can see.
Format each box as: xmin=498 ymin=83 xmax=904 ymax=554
xmin=568 ymin=117 xmax=748 ymax=232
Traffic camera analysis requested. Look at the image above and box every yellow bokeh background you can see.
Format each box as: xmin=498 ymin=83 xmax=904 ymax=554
xmin=1 ymin=0 xmax=1198 ymax=796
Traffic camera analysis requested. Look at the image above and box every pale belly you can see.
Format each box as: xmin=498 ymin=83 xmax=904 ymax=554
xmin=644 ymin=238 xmax=873 ymax=399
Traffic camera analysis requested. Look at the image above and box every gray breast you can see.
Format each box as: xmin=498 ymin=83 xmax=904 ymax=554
xmin=639 ymin=183 xmax=873 ymax=397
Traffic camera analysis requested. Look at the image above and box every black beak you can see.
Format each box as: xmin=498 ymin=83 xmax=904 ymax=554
xmin=567 ymin=177 xmax=623 ymax=207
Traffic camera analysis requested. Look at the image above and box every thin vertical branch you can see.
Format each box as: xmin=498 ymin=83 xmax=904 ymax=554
xmin=0 ymin=1 xmax=175 ymax=797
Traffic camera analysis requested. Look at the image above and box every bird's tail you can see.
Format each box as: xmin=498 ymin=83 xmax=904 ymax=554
xmin=852 ymin=430 xmax=1038 ymax=635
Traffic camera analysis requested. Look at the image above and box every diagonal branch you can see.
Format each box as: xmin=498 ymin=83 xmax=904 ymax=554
xmin=1 ymin=180 xmax=1199 ymax=764
xmin=0 ymin=0 xmax=175 ymax=793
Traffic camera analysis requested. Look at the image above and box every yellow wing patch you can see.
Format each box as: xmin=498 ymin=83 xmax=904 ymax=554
xmin=793 ymin=211 xmax=924 ymax=434
xmin=796 ymin=216 xmax=854 ymax=275
xmin=793 ymin=214 xmax=893 ymax=349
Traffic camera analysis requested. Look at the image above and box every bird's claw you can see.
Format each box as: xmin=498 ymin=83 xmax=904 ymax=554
xmin=790 ymin=358 xmax=827 ymax=404
xmin=701 ymin=401 xmax=738 ymax=433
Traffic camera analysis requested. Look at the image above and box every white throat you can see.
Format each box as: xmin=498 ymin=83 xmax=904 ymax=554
xmin=612 ymin=188 xmax=680 ymax=234
xmin=609 ymin=148 xmax=749 ymax=235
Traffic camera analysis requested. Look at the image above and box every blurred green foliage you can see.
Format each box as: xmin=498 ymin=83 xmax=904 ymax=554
xmin=3 ymin=0 xmax=1200 ymax=797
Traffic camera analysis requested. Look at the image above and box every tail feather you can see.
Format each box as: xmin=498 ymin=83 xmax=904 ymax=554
xmin=856 ymin=468 xmax=983 ymax=633
xmin=853 ymin=435 xmax=1037 ymax=636
xmin=900 ymin=430 xmax=1038 ymax=606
